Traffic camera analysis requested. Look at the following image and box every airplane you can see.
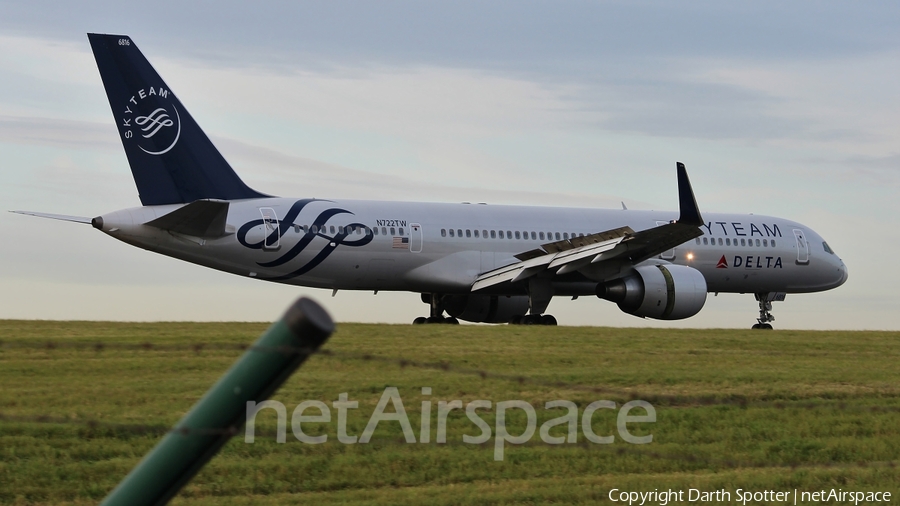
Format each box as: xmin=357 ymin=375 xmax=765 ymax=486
xmin=13 ymin=33 xmax=848 ymax=328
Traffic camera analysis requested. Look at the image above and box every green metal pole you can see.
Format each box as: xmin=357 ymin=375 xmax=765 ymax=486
xmin=100 ymin=297 xmax=334 ymax=506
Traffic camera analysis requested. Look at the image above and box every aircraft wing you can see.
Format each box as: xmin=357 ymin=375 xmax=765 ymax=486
xmin=472 ymin=162 xmax=704 ymax=291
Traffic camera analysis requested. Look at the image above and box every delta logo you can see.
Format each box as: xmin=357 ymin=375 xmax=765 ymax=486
xmin=716 ymin=255 xmax=728 ymax=268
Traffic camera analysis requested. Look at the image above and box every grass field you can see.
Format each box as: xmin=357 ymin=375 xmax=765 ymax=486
xmin=1 ymin=319 xmax=899 ymax=505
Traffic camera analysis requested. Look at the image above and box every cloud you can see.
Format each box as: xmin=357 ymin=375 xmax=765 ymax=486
xmin=0 ymin=115 xmax=118 ymax=149
xmin=216 ymin=136 xmax=636 ymax=208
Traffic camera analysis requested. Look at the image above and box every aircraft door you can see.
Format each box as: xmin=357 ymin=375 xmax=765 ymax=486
xmin=409 ymin=223 xmax=423 ymax=253
xmin=260 ymin=207 xmax=280 ymax=250
xmin=793 ymin=229 xmax=809 ymax=265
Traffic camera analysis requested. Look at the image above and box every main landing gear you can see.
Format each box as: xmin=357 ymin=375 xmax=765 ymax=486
xmin=412 ymin=293 xmax=459 ymax=324
xmin=509 ymin=314 xmax=558 ymax=326
xmin=508 ymin=277 xmax=557 ymax=326
xmin=751 ymin=292 xmax=784 ymax=329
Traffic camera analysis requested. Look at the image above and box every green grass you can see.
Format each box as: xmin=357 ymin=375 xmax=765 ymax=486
xmin=1 ymin=321 xmax=899 ymax=505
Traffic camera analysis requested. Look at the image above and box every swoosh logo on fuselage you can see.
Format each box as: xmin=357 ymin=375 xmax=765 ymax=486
xmin=237 ymin=199 xmax=373 ymax=280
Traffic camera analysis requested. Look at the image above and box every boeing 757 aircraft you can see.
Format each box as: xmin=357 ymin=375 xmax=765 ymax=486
xmin=14 ymin=34 xmax=848 ymax=327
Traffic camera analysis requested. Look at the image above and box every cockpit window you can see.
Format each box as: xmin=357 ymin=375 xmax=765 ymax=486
xmin=823 ymin=242 xmax=835 ymax=254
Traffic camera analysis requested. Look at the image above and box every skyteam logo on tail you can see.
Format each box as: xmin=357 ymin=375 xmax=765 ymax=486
xmin=120 ymin=87 xmax=181 ymax=155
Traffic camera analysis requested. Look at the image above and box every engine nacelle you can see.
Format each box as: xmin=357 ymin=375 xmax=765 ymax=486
xmin=443 ymin=294 xmax=530 ymax=323
xmin=596 ymin=264 xmax=707 ymax=320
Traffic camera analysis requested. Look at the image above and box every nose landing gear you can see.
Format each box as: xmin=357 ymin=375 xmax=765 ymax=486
xmin=752 ymin=292 xmax=785 ymax=329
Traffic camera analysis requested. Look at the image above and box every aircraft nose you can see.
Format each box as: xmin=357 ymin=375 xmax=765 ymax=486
xmin=839 ymin=262 xmax=849 ymax=286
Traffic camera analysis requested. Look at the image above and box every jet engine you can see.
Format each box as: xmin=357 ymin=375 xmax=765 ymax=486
xmin=443 ymin=294 xmax=530 ymax=323
xmin=596 ymin=264 xmax=707 ymax=320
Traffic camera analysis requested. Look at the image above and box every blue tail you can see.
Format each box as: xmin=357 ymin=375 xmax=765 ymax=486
xmin=88 ymin=33 xmax=269 ymax=205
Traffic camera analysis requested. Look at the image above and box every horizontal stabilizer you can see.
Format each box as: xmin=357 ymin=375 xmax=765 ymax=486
xmin=10 ymin=211 xmax=91 ymax=224
xmin=145 ymin=199 xmax=230 ymax=238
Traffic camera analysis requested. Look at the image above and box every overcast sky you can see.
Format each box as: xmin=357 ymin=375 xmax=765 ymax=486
xmin=1 ymin=1 xmax=898 ymax=329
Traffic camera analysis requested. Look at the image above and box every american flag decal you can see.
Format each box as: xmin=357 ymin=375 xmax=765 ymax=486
xmin=392 ymin=236 xmax=409 ymax=249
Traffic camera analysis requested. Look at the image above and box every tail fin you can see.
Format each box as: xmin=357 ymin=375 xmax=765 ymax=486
xmin=87 ymin=33 xmax=269 ymax=205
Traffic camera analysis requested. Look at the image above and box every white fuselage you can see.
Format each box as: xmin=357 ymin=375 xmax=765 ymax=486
xmin=95 ymin=197 xmax=848 ymax=297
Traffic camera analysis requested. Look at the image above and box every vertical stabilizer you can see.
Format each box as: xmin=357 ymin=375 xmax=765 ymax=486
xmin=88 ymin=33 xmax=268 ymax=205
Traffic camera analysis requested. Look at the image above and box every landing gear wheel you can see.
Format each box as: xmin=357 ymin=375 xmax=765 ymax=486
xmin=760 ymin=323 xmax=773 ymax=330
xmin=413 ymin=317 xmax=427 ymax=325
xmin=510 ymin=315 xmax=524 ymax=325
xmin=539 ymin=314 xmax=558 ymax=326
xmin=444 ymin=317 xmax=460 ymax=325
xmin=426 ymin=316 xmax=444 ymax=324
xmin=522 ymin=315 xmax=540 ymax=325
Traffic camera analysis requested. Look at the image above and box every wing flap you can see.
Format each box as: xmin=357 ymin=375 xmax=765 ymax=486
xmin=471 ymin=254 xmax=555 ymax=292
xmin=473 ymin=228 xmax=632 ymax=290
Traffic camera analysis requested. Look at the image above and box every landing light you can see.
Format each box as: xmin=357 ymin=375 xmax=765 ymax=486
xmin=686 ymin=253 xmax=694 ymax=260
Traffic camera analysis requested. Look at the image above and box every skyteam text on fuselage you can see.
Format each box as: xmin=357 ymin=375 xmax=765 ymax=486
xmin=13 ymin=34 xmax=848 ymax=328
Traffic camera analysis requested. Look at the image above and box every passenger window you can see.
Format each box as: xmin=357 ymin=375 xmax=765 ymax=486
xmin=555 ymin=232 xmax=560 ymax=240
xmin=483 ymin=230 xmax=488 ymax=238
xmin=466 ymin=229 xmax=471 ymax=238
xmin=515 ymin=231 xmax=521 ymax=239
xmin=740 ymin=239 xmax=745 ymax=246
xmin=763 ymin=239 xmax=767 ymax=247
xmin=703 ymin=237 xmax=708 ymax=245
xmin=718 ymin=238 xmax=723 ymax=245
xmin=696 ymin=238 xmax=701 ymax=245
xmin=449 ymin=229 xmax=455 ymax=237
xmin=771 ymin=240 xmax=776 ymax=247
xmin=390 ymin=227 xmax=396 ymax=235
xmin=457 ymin=229 xmax=462 ymax=237
xmin=373 ymin=227 xmax=378 ymax=236
xmin=441 ymin=229 xmax=447 ymax=237
xmin=539 ymin=232 xmax=545 ymax=240
xmin=725 ymin=238 xmax=730 ymax=245
xmin=563 ymin=233 xmax=569 ymax=239
xmin=474 ymin=230 xmax=479 ymax=238
xmin=755 ymin=239 xmax=760 ymax=246
xmin=507 ymin=230 xmax=512 ymax=239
